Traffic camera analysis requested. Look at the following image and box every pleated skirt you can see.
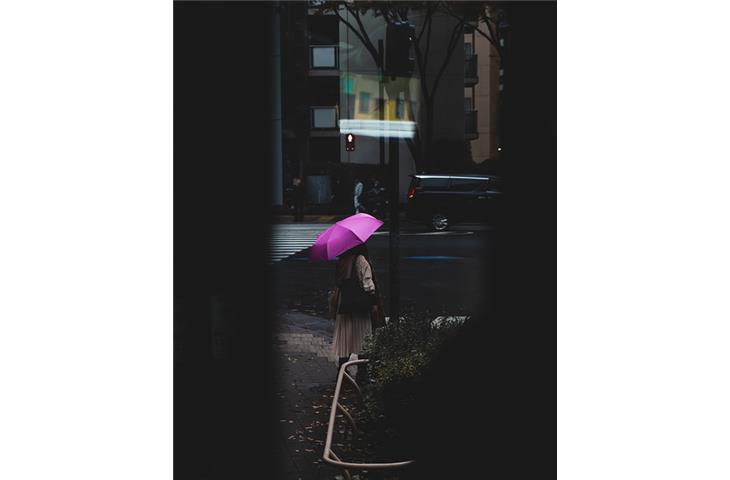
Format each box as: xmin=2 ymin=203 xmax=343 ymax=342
xmin=332 ymin=312 xmax=372 ymax=358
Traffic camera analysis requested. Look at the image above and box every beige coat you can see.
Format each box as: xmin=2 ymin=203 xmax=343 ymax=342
xmin=332 ymin=254 xmax=375 ymax=358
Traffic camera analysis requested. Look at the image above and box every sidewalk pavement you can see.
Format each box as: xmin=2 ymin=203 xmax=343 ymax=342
xmin=274 ymin=311 xmax=342 ymax=480
xmin=273 ymin=310 xmax=466 ymax=479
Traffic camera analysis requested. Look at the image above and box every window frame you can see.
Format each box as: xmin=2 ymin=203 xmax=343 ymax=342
xmin=358 ymin=91 xmax=371 ymax=114
xmin=310 ymin=45 xmax=338 ymax=70
xmin=310 ymin=106 xmax=338 ymax=130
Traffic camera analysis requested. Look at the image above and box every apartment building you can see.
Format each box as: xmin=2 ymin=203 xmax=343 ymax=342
xmin=464 ymin=18 xmax=501 ymax=166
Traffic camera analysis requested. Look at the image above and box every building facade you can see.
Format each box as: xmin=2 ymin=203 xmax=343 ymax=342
xmin=464 ymin=17 xmax=501 ymax=166
xmin=276 ymin=3 xmax=501 ymax=211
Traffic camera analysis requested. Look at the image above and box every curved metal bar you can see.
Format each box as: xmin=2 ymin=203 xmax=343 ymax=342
xmin=342 ymin=371 xmax=362 ymax=398
xmin=322 ymin=359 xmax=415 ymax=471
xmin=337 ymin=401 xmax=358 ymax=434
xmin=328 ymin=451 xmax=352 ymax=480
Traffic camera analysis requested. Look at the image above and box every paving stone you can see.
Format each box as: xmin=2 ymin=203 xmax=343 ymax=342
xmin=275 ymin=311 xmax=361 ymax=480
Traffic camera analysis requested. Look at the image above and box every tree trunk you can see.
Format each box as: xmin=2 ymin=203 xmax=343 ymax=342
xmin=425 ymin=105 xmax=435 ymax=172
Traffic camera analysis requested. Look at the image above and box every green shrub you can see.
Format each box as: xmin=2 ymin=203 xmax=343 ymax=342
xmin=360 ymin=317 xmax=465 ymax=458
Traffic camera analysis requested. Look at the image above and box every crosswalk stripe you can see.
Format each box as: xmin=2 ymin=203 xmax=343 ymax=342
xmin=271 ymin=240 xmax=319 ymax=244
xmin=269 ymin=244 xmax=316 ymax=248
xmin=269 ymin=224 xmax=331 ymax=263
xmin=269 ymin=244 xmax=315 ymax=248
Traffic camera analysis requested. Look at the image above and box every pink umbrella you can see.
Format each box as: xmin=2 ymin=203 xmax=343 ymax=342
xmin=308 ymin=213 xmax=384 ymax=262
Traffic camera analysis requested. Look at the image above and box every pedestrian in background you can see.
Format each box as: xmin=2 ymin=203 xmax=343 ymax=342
xmin=330 ymin=243 xmax=384 ymax=379
xmin=364 ymin=177 xmax=385 ymax=218
xmin=292 ymin=177 xmax=304 ymax=222
xmin=353 ymin=177 xmax=364 ymax=214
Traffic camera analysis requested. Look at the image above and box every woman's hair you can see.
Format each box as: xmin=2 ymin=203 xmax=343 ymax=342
xmin=346 ymin=243 xmax=369 ymax=260
xmin=335 ymin=243 xmax=373 ymax=284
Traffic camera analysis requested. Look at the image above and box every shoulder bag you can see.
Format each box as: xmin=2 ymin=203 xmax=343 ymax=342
xmin=338 ymin=256 xmax=372 ymax=315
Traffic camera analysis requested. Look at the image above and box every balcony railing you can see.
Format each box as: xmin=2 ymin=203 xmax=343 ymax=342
xmin=465 ymin=110 xmax=478 ymax=134
xmin=465 ymin=54 xmax=478 ymax=83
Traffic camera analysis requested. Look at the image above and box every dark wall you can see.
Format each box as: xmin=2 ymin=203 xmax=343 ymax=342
xmin=407 ymin=3 xmax=556 ymax=478
xmin=174 ymin=2 xmax=275 ymax=479
xmin=174 ymin=2 xmax=555 ymax=478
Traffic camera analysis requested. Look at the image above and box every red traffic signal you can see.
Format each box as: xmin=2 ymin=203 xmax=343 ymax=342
xmin=345 ymin=133 xmax=355 ymax=152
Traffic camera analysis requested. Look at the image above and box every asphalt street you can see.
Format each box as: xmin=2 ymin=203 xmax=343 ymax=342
xmin=271 ymin=222 xmax=495 ymax=319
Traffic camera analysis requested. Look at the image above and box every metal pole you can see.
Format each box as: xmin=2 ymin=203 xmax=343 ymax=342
xmin=271 ymin=1 xmax=283 ymax=206
xmin=379 ymin=40 xmax=385 ymax=170
xmin=389 ymin=134 xmax=400 ymax=323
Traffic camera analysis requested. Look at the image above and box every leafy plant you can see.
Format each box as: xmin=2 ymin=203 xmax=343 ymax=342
xmin=360 ymin=317 xmax=465 ymax=458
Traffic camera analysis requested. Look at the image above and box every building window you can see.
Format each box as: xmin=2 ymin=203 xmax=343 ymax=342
xmin=312 ymin=107 xmax=337 ymax=129
xmin=464 ymin=42 xmax=474 ymax=58
xmin=358 ymin=92 xmax=370 ymax=114
xmin=311 ymin=46 xmax=337 ymax=69
xmin=465 ymin=54 xmax=478 ymax=78
xmin=464 ymin=97 xmax=474 ymax=113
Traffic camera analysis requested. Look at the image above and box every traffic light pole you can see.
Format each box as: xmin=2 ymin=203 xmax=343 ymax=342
xmin=384 ymin=23 xmax=414 ymax=325
xmin=389 ymin=126 xmax=400 ymax=324
xmin=383 ymin=21 xmax=414 ymax=324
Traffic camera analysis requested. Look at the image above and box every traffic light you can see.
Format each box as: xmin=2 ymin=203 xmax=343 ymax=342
xmin=345 ymin=133 xmax=355 ymax=152
xmin=385 ymin=21 xmax=415 ymax=78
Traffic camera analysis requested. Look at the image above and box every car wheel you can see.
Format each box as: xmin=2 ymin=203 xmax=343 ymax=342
xmin=430 ymin=213 xmax=449 ymax=231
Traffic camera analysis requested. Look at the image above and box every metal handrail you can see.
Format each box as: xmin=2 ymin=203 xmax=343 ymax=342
xmin=322 ymin=359 xmax=414 ymax=477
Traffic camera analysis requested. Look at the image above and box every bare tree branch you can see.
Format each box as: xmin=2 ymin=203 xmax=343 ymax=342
xmin=313 ymin=0 xmax=492 ymax=172
xmin=481 ymin=11 xmax=503 ymax=60
xmin=439 ymin=2 xmax=503 ymax=61
xmin=431 ymin=14 xmax=464 ymax=97
xmin=423 ymin=6 xmax=434 ymax=74
xmin=415 ymin=20 xmax=427 ymax=44
xmin=483 ymin=14 xmax=497 ymax=44
xmin=378 ymin=7 xmax=397 ymax=24
xmin=399 ymin=7 xmax=409 ymax=21
xmin=404 ymin=108 xmax=422 ymax=170
xmin=404 ymin=60 xmax=423 ymax=170
xmin=333 ymin=7 xmax=373 ymax=59
xmin=405 ymin=136 xmax=422 ymax=171
xmin=473 ymin=23 xmax=502 ymax=62
xmin=345 ymin=4 xmax=382 ymax=66
xmin=412 ymin=38 xmax=431 ymax=103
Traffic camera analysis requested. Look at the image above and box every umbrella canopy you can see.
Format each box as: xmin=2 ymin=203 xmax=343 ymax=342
xmin=308 ymin=213 xmax=384 ymax=261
